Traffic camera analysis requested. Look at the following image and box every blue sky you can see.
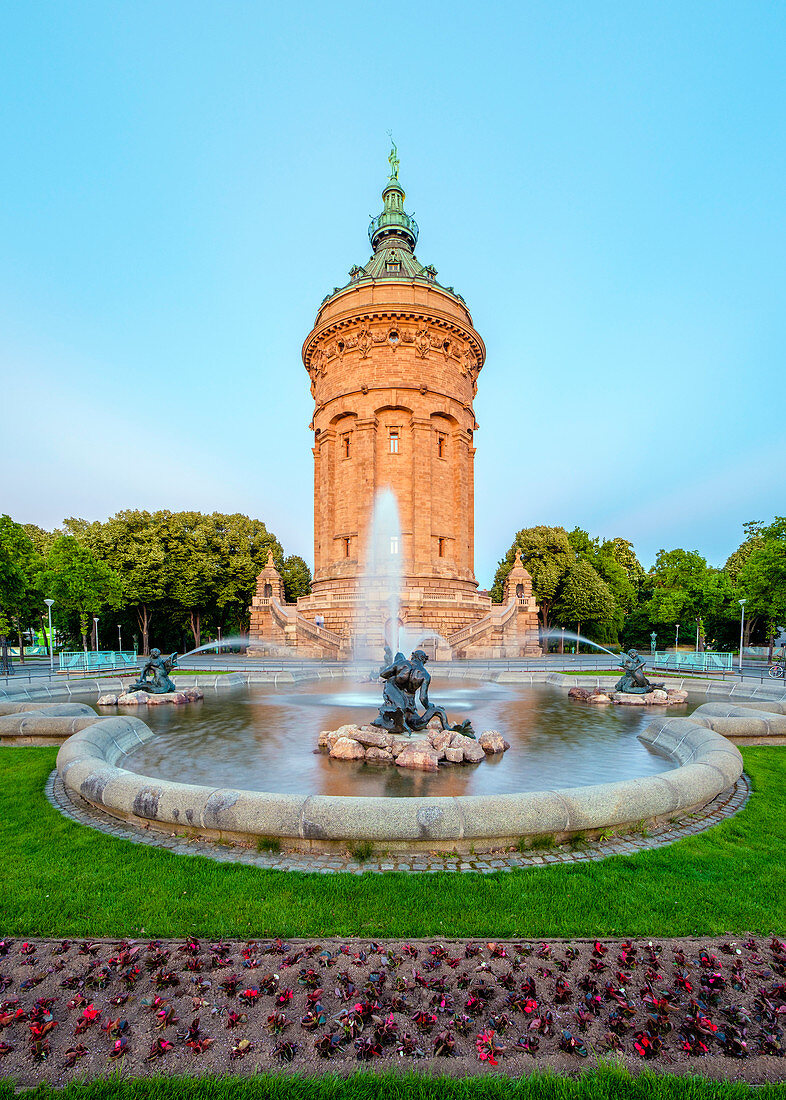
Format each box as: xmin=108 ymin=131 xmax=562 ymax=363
xmin=3 ymin=1 xmax=784 ymax=585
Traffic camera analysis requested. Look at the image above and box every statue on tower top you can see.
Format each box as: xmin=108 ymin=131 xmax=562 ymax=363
xmin=387 ymin=133 xmax=399 ymax=181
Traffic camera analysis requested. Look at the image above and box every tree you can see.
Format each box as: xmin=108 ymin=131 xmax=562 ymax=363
xmin=280 ymin=555 xmax=312 ymax=602
xmin=0 ymin=516 xmax=42 ymax=659
xmin=553 ymin=559 xmax=617 ymax=643
xmin=491 ymin=526 xmax=574 ymax=638
xmin=207 ymin=513 xmax=281 ymax=637
xmin=492 ymin=525 xmax=642 ymax=647
xmin=647 ymin=549 xmax=733 ymax=651
xmin=738 ymin=517 xmax=786 ymax=634
xmin=37 ymin=537 xmax=123 ymax=651
xmin=64 ymin=511 xmax=171 ymax=656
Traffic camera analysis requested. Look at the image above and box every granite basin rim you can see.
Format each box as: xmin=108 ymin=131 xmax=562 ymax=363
xmin=55 ymin=710 xmax=744 ymax=853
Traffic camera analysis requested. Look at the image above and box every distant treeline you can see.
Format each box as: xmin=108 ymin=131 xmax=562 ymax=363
xmin=0 ymin=510 xmax=311 ymax=654
xmin=491 ymin=521 xmax=786 ymax=652
xmin=1 ymin=511 xmax=784 ymax=657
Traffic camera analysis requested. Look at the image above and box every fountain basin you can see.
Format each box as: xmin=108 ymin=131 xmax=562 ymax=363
xmin=56 ymin=708 xmax=743 ymax=854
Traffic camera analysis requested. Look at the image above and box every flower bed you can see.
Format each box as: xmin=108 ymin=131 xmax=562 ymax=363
xmin=0 ymin=937 xmax=784 ymax=1086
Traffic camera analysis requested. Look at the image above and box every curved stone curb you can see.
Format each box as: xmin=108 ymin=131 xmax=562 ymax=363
xmin=46 ymin=769 xmax=750 ymax=873
xmin=55 ymin=707 xmax=744 ymax=853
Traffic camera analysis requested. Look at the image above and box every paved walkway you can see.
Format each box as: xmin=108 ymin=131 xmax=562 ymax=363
xmin=47 ymin=770 xmax=749 ymax=874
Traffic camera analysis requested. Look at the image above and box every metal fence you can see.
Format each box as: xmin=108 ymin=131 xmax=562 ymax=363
xmin=58 ymin=650 xmax=138 ymax=673
xmin=652 ymin=650 xmax=733 ymax=672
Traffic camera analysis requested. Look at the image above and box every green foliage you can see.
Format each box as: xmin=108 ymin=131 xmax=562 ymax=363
xmin=554 ymin=559 xmax=616 ymax=633
xmin=280 ymin=554 xmax=312 ymax=602
xmin=737 ymin=516 xmax=786 ymax=627
xmin=60 ymin=510 xmax=284 ymax=652
xmin=492 ymin=526 xmax=644 ymax=645
xmin=0 ymin=515 xmax=42 ymax=637
xmin=646 ymin=548 xmax=736 ymax=650
xmin=36 ymin=536 xmax=123 ymax=648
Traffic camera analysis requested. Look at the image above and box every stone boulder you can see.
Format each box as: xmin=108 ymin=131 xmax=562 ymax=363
xmin=450 ymin=732 xmax=485 ymax=764
xmin=353 ymin=727 xmax=393 ymax=750
xmin=612 ymin=692 xmax=644 ymax=705
xmin=181 ymin=688 xmax=204 ymax=701
xmin=478 ymin=730 xmax=510 ymax=754
xmin=587 ymin=693 xmax=611 ymax=704
xmin=427 ymin=728 xmax=454 ymax=755
xmin=365 ymin=746 xmax=394 ymax=764
xmin=329 ymin=736 xmax=366 ymax=761
xmin=117 ymin=691 xmax=152 ymax=705
xmin=568 ymin=686 xmax=593 ymax=702
xmin=97 ymin=693 xmax=119 ymax=706
xmin=395 ymin=740 xmax=439 ymax=772
xmin=668 ymin=689 xmax=689 ymax=703
xmin=444 ymin=746 xmax=464 ymax=764
xmin=147 ymin=691 xmax=189 ymax=705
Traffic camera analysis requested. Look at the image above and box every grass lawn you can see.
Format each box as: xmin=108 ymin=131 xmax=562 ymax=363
xmin=2 ymin=1068 xmax=785 ymax=1100
xmin=0 ymin=747 xmax=782 ymax=940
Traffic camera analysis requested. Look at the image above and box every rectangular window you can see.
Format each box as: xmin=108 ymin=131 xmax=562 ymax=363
xmin=437 ymin=434 xmax=446 ymax=458
xmin=390 ymin=536 xmax=399 ymax=555
xmin=438 ymin=537 xmax=446 ymax=557
xmin=389 ymin=429 xmax=399 ymax=454
xmin=342 ymin=434 xmax=350 ymax=458
xmin=343 ymin=537 xmax=350 ymax=558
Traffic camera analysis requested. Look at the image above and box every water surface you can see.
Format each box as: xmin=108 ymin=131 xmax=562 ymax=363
xmin=122 ymin=680 xmax=694 ymax=798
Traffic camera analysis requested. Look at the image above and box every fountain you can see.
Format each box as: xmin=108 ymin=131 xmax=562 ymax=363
xmin=567 ymin=644 xmax=688 ymax=708
xmin=97 ymin=648 xmax=204 ymax=707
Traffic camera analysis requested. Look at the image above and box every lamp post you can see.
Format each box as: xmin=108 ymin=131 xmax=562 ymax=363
xmin=217 ymin=626 xmax=222 ymax=655
xmin=93 ymin=617 xmax=99 ymax=653
xmin=44 ymin=600 xmax=54 ymax=673
xmin=675 ymin=623 xmax=680 ymax=656
xmin=118 ymin=624 xmax=122 ymax=653
xmin=738 ymin=599 xmax=746 ymax=674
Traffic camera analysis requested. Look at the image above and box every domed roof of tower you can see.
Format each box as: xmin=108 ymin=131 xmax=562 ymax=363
xmin=319 ymin=142 xmax=465 ymax=307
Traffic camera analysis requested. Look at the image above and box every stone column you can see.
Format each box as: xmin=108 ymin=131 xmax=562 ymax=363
xmin=320 ymin=428 xmax=336 ymax=580
xmin=409 ymin=415 xmax=433 ymax=577
xmin=353 ymin=416 xmax=378 ymax=569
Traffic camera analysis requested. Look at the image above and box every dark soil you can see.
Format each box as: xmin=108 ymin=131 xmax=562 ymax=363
xmin=1 ymin=937 xmax=784 ymax=1086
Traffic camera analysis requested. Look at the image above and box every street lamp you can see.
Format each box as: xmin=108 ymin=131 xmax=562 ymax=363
xmin=675 ymin=623 xmax=680 ymax=656
xmin=118 ymin=624 xmax=122 ymax=653
xmin=44 ymin=599 xmax=54 ymax=673
xmin=93 ymin=616 xmax=99 ymax=653
xmin=738 ymin=599 xmax=746 ymax=674
xmin=217 ymin=626 xmax=222 ymax=654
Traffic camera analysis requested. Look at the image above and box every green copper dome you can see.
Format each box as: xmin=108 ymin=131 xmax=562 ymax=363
xmin=319 ymin=142 xmax=466 ymax=307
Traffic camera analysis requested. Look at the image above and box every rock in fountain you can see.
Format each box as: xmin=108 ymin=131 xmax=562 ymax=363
xmin=317 ymin=648 xmax=509 ymax=770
